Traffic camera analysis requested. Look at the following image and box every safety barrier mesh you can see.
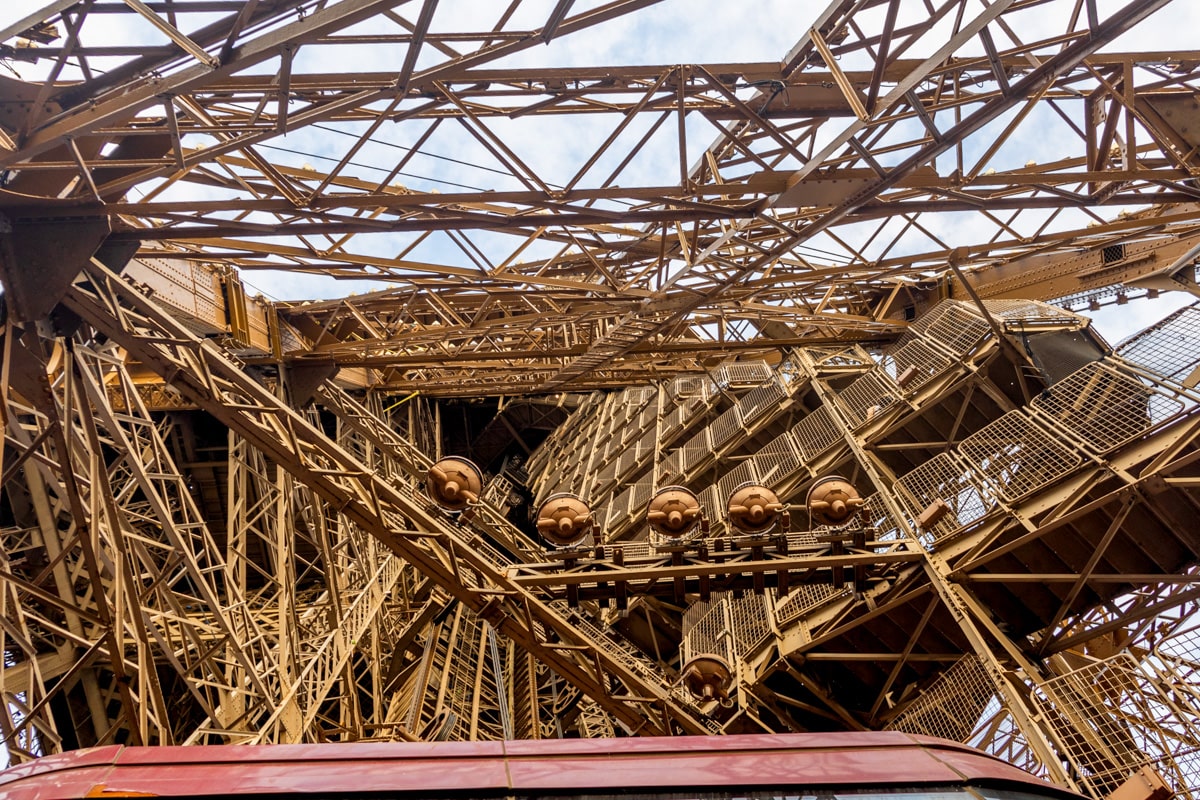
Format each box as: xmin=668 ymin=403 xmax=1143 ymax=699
xmin=989 ymin=298 xmax=1081 ymax=326
xmin=894 ymin=453 xmax=994 ymax=544
xmin=960 ymin=411 xmax=1081 ymax=502
xmin=661 ymin=400 xmax=694 ymax=441
xmin=797 ymin=345 xmax=875 ymax=371
xmin=738 ymin=378 xmax=787 ymax=425
xmin=1117 ymin=302 xmax=1200 ymax=385
xmin=837 ymin=369 xmax=901 ymax=427
xmin=708 ymin=404 xmax=746 ymax=451
xmin=859 ymin=491 xmax=906 ymax=542
xmin=775 ymin=584 xmax=849 ymax=627
xmin=637 ymin=400 xmax=659 ymax=429
xmin=729 ymin=593 xmax=774 ymax=655
xmin=885 ymin=655 xmax=996 ymax=743
xmin=635 ymin=427 xmax=658 ymax=462
xmin=715 ymin=461 xmax=759 ymax=511
xmin=711 ymin=361 xmax=774 ymax=389
xmin=629 ymin=478 xmax=655 ymax=519
xmin=658 ymin=449 xmax=684 ymax=484
xmin=616 ymin=448 xmax=638 ymax=478
xmin=921 ymin=302 xmax=992 ymax=357
xmin=669 ymin=374 xmax=716 ymax=400
xmin=681 ymin=427 xmax=714 ymax=472
xmin=790 ymin=406 xmax=843 ymax=461
xmin=749 ymin=432 xmax=804 ymax=489
xmin=682 ymin=596 xmax=735 ymax=665
xmin=879 ymin=338 xmax=952 ymax=393
xmin=908 ymin=299 xmax=962 ymax=333
xmin=698 ymin=484 xmax=722 ymax=534
xmin=1032 ymin=361 xmax=1186 ymax=453
xmin=1035 ymin=652 xmax=1200 ymax=799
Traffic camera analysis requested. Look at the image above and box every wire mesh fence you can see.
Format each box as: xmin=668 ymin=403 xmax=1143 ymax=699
xmin=1036 ymin=652 xmax=1200 ymax=799
xmin=1032 ymin=361 xmax=1187 ymax=453
xmin=1118 ymin=302 xmax=1200 ymax=386
xmin=894 ymin=452 xmax=995 ymax=545
xmin=960 ymin=411 xmax=1081 ymax=502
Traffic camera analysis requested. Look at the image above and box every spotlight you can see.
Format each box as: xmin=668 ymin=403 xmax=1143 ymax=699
xmin=726 ymin=482 xmax=784 ymax=535
xmin=426 ymin=457 xmax=483 ymax=511
xmin=535 ymin=492 xmax=593 ymax=547
xmin=805 ymin=475 xmax=864 ymax=527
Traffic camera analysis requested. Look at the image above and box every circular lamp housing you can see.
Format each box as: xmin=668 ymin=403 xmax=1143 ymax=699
xmin=647 ymin=485 xmax=702 ymax=538
xmin=806 ymin=475 xmax=863 ymax=527
xmin=726 ymin=482 xmax=783 ymax=535
xmin=426 ymin=457 xmax=483 ymax=512
xmin=535 ymin=492 xmax=593 ymax=546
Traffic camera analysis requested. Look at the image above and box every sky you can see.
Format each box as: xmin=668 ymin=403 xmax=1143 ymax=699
xmin=2 ymin=0 xmax=1199 ymax=343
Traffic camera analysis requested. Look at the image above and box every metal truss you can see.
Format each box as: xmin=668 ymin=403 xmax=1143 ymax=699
xmin=5 ymin=2 xmax=1200 ymax=800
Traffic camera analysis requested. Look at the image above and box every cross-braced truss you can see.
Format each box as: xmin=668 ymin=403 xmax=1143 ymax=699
xmin=5 ymin=2 xmax=1200 ymax=798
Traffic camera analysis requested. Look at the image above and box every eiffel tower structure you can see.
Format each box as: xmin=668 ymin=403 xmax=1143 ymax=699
xmin=5 ymin=2 xmax=1200 ymax=798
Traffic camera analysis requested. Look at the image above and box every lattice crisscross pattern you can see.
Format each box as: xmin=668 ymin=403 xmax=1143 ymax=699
xmin=894 ymin=452 xmax=994 ymax=543
xmin=886 ymin=655 xmax=996 ymax=743
xmin=960 ymin=411 xmax=1081 ymax=501
xmin=1033 ymin=362 xmax=1185 ymax=453
xmin=790 ymin=406 xmax=843 ymax=461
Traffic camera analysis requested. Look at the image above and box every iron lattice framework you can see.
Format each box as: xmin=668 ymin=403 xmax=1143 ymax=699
xmin=4 ymin=2 xmax=1200 ymax=798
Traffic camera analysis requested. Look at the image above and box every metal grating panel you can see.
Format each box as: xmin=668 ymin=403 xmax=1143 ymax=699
xmin=629 ymin=478 xmax=654 ymax=517
xmin=1117 ymin=302 xmax=1200 ymax=384
xmin=960 ymin=411 xmax=1081 ymax=502
xmin=738 ymin=378 xmax=787 ymax=424
xmin=894 ymin=453 xmax=994 ymax=544
xmin=1156 ymin=624 xmax=1200 ymax=667
xmin=1035 ymin=653 xmax=1200 ymax=799
xmin=749 ymin=432 xmax=803 ymax=488
xmin=619 ymin=540 xmax=654 ymax=560
xmin=661 ymin=402 xmax=691 ymax=440
xmin=616 ymin=447 xmax=638 ymax=478
xmin=669 ymin=375 xmax=716 ymax=399
xmin=681 ymin=427 xmax=714 ymax=472
xmin=715 ymin=460 xmax=759 ymax=510
xmin=858 ymin=491 xmax=905 ymax=542
xmin=611 ymin=484 xmax=635 ymax=523
xmin=888 ymin=329 xmax=924 ymax=352
xmin=625 ymin=386 xmax=657 ymax=407
xmin=636 ymin=427 xmax=659 ymax=461
xmin=708 ymin=405 xmax=745 ymax=451
xmin=659 ymin=449 xmax=685 ymax=483
xmin=595 ymin=458 xmax=620 ymax=491
xmin=682 ymin=596 xmax=735 ymax=665
xmin=711 ymin=360 xmax=774 ymax=389
xmin=922 ymin=302 xmax=992 ymax=356
xmin=729 ymin=593 xmax=774 ymax=655
xmin=885 ymin=655 xmax=996 ymax=743
xmin=837 ymin=369 xmax=901 ymax=427
xmin=987 ymin=298 xmax=1082 ymax=326
xmin=908 ymin=299 xmax=963 ymax=334
xmin=790 ymin=406 xmax=842 ymax=460
xmin=775 ymin=584 xmax=848 ymax=626
xmin=879 ymin=338 xmax=952 ymax=393
xmin=698 ymin=484 xmax=722 ymax=535
xmin=783 ymin=529 xmax=819 ymax=548
xmin=638 ymin=400 xmax=659 ymax=428
xmin=1032 ymin=361 xmax=1186 ymax=453
xmin=798 ymin=345 xmax=875 ymax=371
